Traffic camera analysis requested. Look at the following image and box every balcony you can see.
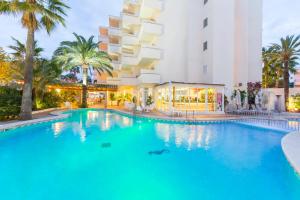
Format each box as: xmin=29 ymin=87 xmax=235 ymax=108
xmin=120 ymin=77 xmax=139 ymax=86
xmin=140 ymin=21 xmax=163 ymax=36
xmin=108 ymin=44 xmax=121 ymax=54
xmin=99 ymin=36 xmax=109 ymax=43
xmin=122 ymin=34 xmax=139 ymax=45
xmin=122 ymin=55 xmax=139 ymax=66
xmin=141 ymin=0 xmax=163 ymax=11
xmin=139 ymin=46 xmax=162 ymax=60
xmin=111 ymin=61 xmax=121 ymax=70
xmin=138 ymin=69 xmax=161 ymax=84
xmin=139 ymin=0 xmax=163 ymax=21
xmin=108 ymin=27 xmax=121 ymax=36
xmin=121 ymin=13 xmax=140 ymax=27
xmin=121 ymin=46 xmax=162 ymax=67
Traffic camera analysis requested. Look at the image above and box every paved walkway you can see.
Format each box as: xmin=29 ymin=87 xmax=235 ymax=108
xmin=282 ymin=132 xmax=300 ymax=174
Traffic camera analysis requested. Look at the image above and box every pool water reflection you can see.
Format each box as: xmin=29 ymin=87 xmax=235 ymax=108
xmin=0 ymin=109 xmax=299 ymax=200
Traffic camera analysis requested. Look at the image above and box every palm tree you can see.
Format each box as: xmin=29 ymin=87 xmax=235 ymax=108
xmin=0 ymin=0 xmax=69 ymax=120
xmin=262 ymin=47 xmax=273 ymax=88
xmin=9 ymin=39 xmax=62 ymax=108
xmin=8 ymin=37 xmax=43 ymax=80
xmin=270 ymin=35 xmax=300 ymax=111
xmin=53 ymin=33 xmax=113 ymax=108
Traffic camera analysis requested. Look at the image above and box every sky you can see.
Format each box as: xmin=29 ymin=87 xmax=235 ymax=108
xmin=0 ymin=0 xmax=299 ymax=58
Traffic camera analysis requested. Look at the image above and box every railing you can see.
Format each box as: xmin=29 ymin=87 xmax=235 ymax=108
xmin=234 ymin=118 xmax=300 ymax=132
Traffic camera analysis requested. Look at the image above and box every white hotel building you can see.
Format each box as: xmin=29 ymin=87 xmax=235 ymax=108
xmin=96 ymin=0 xmax=262 ymax=114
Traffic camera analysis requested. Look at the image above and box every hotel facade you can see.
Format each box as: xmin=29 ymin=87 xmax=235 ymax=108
xmin=95 ymin=0 xmax=262 ymax=114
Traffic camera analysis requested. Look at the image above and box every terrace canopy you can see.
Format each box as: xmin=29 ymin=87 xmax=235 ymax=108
xmin=47 ymin=83 xmax=118 ymax=107
xmin=155 ymin=82 xmax=225 ymax=114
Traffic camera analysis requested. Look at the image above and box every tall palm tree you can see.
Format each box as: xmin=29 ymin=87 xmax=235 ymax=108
xmin=53 ymin=33 xmax=113 ymax=108
xmin=0 ymin=0 xmax=69 ymax=120
xmin=8 ymin=37 xmax=43 ymax=80
xmin=262 ymin=47 xmax=273 ymax=88
xmin=270 ymin=35 xmax=300 ymax=111
xmin=9 ymin=39 xmax=62 ymax=108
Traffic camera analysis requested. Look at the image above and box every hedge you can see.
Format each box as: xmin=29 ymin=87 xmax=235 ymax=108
xmin=0 ymin=87 xmax=22 ymax=120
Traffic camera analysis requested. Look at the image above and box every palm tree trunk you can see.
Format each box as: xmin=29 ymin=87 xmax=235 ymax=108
xmin=81 ymin=66 xmax=88 ymax=108
xmin=20 ymin=28 xmax=35 ymax=120
xmin=283 ymin=61 xmax=290 ymax=111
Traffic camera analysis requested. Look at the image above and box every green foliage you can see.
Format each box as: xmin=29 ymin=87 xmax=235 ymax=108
xmin=36 ymin=91 xmax=62 ymax=110
xmin=232 ymin=89 xmax=247 ymax=105
xmin=146 ymin=95 xmax=154 ymax=106
xmin=290 ymin=94 xmax=300 ymax=112
xmin=60 ymin=90 xmax=78 ymax=103
xmin=0 ymin=0 xmax=69 ymax=33
xmin=132 ymin=96 xmax=137 ymax=104
xmin=0 ymin=87 xmax=22 ymax=120
xmin=53 ymin=33 xmax=113 ymax=78
xmin=117 ymin=93 xmax=133 ymax=106
xmin=247 ymin=82 xmax=262 ymax=107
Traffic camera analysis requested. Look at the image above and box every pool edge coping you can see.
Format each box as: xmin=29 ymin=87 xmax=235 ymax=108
xmin=282 ymin=132 xmax=300 ymax=175
xmin=0 ymin=110 xmax=69 ymax=132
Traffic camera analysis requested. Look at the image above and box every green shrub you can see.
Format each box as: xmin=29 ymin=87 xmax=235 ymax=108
xmin=0 ymin=87 xmax=22 ymax=120
xmin=36 ymin=91 xmax=62 ymax=110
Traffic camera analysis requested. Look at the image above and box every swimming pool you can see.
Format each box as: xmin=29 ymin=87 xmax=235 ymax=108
xmin=0 ymin=109 xmax=299 ymax=200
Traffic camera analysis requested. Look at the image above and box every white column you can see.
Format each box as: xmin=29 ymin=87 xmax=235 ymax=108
xmin=168 ymin=82 xmax=172 ymax=112
xmin=222 ymin=88 xmax=225 ymax=112
xmin=205 ymin=88 xmax=208 ymax=112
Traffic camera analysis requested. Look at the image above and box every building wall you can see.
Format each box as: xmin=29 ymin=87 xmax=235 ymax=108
xmin=155 ymin=0 xmax=262 ymax=91
xmin=98 ymin=0 xmax=262 ymax=92
xmin=157 ymin=0 xmax=189 ymax=83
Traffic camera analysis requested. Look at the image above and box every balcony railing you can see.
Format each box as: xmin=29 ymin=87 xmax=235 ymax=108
xmin=141 ymin=0 xmax=163 ymax=11
xmin=108 ymin=44 xmax=121 ymax=53
xmin=108 ymin=27 xmax=121 ymax=36
xmin=141 ymin=21 xmax=163 ymax=35
xmin=138 ymin=69 xmax=161 ymax=84
xmin=121 ymin=13 xmax=140 ymax=26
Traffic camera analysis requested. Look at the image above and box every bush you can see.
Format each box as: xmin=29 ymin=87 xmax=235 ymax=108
xmin=0 ymin=86 xmax=22 ymax=120
xmin=36 ymin=91 xmax=62 ymax=110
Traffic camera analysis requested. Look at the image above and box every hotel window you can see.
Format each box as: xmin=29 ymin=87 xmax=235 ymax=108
xmin=203 ymin=18 xmax=208 ymax=28
xmin=204 ymin=0 xmax=208 ymax=5
xmin=203 ymin=41 xmax=208 ymax=51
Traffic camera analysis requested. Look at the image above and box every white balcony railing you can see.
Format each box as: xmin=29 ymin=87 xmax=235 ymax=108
xmin=141 ymin=0 xmax=163 ymax=11
xmin=99 ymin=36 xmax=108 ymax=43
xmin=108 ymin=44 xmax=121 ymax=53
xmin=121 ymin=13 xmax=140 ymax=26
xmin=138 ymin=69 xmax=161 ymax=84
xmin=122 ymin=34 xmax=139 ymax=45
xmin=139 ymin=46 xmax=162 ymax=60
xmin=121 ymin=46 xmax=162 ymax=67
xmin=141 ymin=21 xmax=163 ymax=36
xmin=112 ymin=61 xmax=121 ymax=70
xmin=122 ymin=55 xmax=139 ymax=66
xmin=108 ymin=27 xmax=121 ymax=36
xmin=106 ymin=77 xmax=121 ymax=85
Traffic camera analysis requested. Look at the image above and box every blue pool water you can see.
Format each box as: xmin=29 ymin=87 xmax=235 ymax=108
xmin=0 ymin=109 xmax=300 ymax=200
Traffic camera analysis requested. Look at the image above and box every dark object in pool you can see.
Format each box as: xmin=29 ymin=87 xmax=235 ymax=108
xmin=101 ymin=143 xmax=111 ymax=148
xmin=148 ymin=149 xmax=170 ymax=155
